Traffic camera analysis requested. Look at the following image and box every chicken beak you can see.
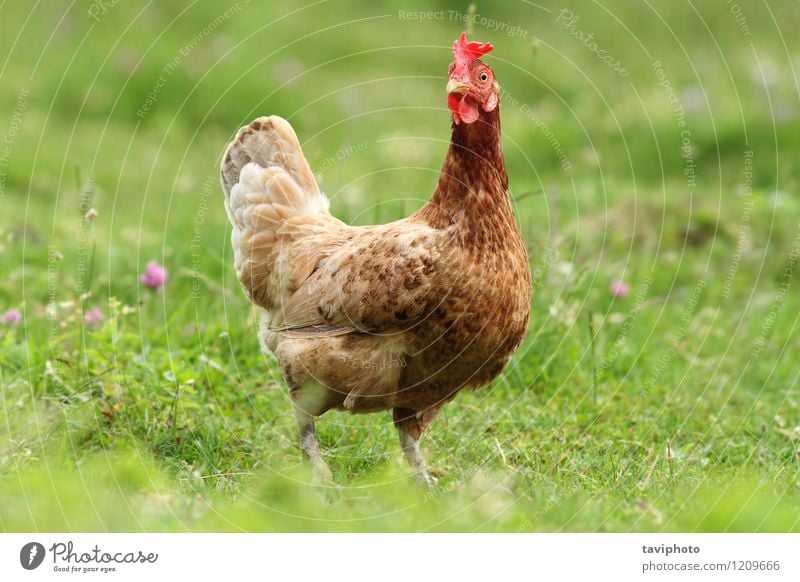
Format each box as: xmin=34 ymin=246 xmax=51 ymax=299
xmin=446 ymin=79 xmax=469 ymax=95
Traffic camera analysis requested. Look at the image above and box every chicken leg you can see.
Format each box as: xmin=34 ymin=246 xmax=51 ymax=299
xmin=290 ymin=382 xmax=333 ymax=483
xmin=294 ymin=408 xmax=332 ymax=483
xmin=393 ymin=407 xmax=438 ymax=486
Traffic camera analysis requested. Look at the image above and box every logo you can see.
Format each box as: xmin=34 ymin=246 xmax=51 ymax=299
xmin=20 ymin=542 xmax=46 ymax=570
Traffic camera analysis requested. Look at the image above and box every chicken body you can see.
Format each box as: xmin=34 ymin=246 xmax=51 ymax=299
xmin=221 ymin=76 xmax=530 ymax=483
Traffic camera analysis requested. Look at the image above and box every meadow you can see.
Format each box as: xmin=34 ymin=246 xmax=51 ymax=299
xmin=1 ymin=0 xmax=799 ymax=531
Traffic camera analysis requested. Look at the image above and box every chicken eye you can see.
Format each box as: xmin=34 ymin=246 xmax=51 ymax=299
xmin=479 ymin=71 xmax=489 ymax=82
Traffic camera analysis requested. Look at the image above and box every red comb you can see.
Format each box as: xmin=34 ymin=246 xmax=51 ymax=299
xmin=452 ymin=32 xmax=493 ymax=64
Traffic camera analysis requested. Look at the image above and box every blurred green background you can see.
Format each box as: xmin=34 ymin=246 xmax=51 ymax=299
xmin=0 ymin=0 xmax=799 ymax=531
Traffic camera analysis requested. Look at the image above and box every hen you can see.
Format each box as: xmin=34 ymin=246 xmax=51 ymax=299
xmin=220 ymin=33 xmax=531 ymax=484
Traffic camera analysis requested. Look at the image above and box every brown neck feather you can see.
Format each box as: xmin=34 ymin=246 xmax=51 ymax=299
xmin=416 ymin=105 xmax=511 ymax=231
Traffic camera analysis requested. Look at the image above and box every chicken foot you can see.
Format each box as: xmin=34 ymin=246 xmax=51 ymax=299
xmin=398 ymin=429 xmax=437 ymax=487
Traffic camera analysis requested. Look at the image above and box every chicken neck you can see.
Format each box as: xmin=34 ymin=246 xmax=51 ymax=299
xmin=416 ymin=106 xmax=516 ymax=246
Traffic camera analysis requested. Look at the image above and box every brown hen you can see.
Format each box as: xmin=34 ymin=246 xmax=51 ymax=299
xmin=220 ymin=33 xmax=531 ymax=484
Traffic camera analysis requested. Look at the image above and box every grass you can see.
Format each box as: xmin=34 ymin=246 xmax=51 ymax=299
xmin=1 ymin=0 xmax=799 ymax=532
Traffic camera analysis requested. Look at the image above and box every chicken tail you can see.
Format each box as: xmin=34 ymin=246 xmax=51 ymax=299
xmin=220 ymin=116 xmax=321 ymax=198
xmin=219 ymin=116 xmax=330 ymax=309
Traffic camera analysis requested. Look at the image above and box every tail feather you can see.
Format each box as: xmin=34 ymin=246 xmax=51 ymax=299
xmin=221 ymin=116 xmax=321 ymax=199
xmin=220 ymin=116 xmax=335 ymax=312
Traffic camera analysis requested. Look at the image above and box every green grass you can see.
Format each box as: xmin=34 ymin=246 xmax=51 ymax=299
xmin=1 ymin=0 xmax=799 ymax=531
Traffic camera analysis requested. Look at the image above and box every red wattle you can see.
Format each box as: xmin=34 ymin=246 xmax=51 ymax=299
xmin=448 ymin=93 xmax=462 ymax=123
xmin=458 ymin=95 xmax=480 ymax=124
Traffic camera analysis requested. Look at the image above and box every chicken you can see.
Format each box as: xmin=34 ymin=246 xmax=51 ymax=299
xmin=220 ymin=33 xmax=531 ymax=485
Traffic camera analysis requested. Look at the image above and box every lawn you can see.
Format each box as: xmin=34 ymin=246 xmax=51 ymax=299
xmin=1 ymin=0 xmax=799 ymax=532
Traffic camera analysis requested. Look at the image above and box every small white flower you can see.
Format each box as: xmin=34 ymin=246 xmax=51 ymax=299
xmin=555 ymin=261 xmax=573 ymax=276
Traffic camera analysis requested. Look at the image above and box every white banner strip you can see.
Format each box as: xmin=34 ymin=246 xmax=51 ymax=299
xmin=1 ymin=533 xmax=798 ymax=581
